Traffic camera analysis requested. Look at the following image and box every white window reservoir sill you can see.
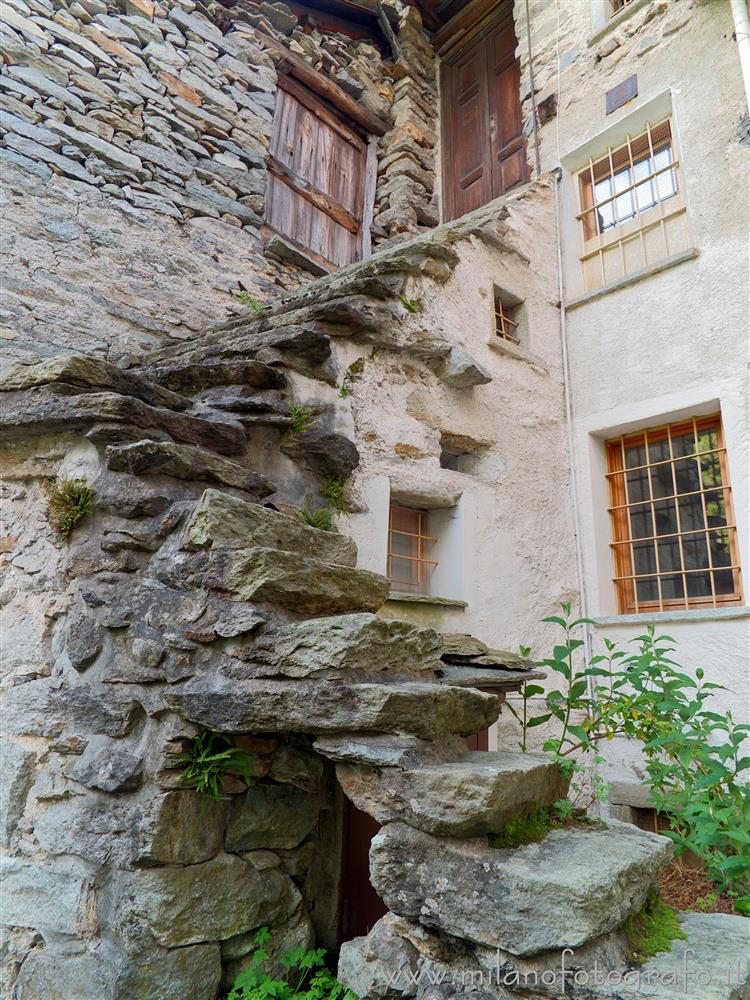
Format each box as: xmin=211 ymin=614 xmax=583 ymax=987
xmin=595 ymin=606 xmax=750 ymax=627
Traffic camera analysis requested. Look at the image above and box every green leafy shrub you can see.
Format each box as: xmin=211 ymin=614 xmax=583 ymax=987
xmin=287 ymin=404 xmax=316 ymax=435
xmin=229 ymin=927 xmax=357 ymax=1000
xmin=623 ymin=893 xmax=687 ymax=962
xmin=176 ymin=732 xmax=255 ymax=808
xmin=511 ymin=606 xmax=750 ymax=901
xmin=339 ymin=358 xmax=365 ymax=398
xmin=320 ymin=477 xmax=345 ymax=513
xmin=236 ymin=291 xmax=268 ymax=315
xmin=47 ymin=479 xmax=95 ymax=537
xmin=399 ymin=295 xmax=423 ymax=314
xmin=292 ymin=500 xmax=335 ymax=532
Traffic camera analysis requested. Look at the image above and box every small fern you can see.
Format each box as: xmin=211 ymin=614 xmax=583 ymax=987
xmin=399 ymin=295 xmax=424 ymax=314
xmin=287 ymin=404 xmax=316 ymax=435
xmin=47 ymin=479 xmax=95 ymax=537
xmin=291 ymin=499 xmax=335 ymax=532
xmin=320 ymin=476 xmax=345 ymax=513
xmin=176 ymin=732 xmax=255 ymax=809
xmin=236 ymin=291 xmax=268 ymax=315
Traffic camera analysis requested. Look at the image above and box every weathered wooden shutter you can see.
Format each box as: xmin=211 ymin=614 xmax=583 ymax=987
xmin=266 ymin=78 xmax=367 ymax=270
xmin=440 ymin=4 xmax=528 ymax=222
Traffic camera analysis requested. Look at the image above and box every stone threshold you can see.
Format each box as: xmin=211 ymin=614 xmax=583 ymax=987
xmin=387 ymin=592 xmax=468 ymax=608
xmin=595 ymin=605 xmax=750 ymax=626
xmin=487 ymin=337 xmax=548 ymax=373
xmin=566 ymin=248 xmax=699 ymax=311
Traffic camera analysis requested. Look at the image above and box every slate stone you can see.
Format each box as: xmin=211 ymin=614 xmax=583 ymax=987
xmin=313 ymin=734 xmax=467 ymax=770
xmin=106 ymin=441 xmax=272 ymax=497
xmin=338 ymin=917 xmax=420 ymax=999
xmin=141 ymin=358 xmax=286 ymax=394
xmin=267 ymin=745 xmax=324 ymax=791
xmin=136 ymin=790 xmax=226 ymax=865
xmin=182 ymin=488 xmax=357 ymax=567
xmin=242 ymin=613 xmax=442 ymax=679
xmin=115 ymin=853 xmax=296 ymax=947
xmin=3 ymin=133 xmax=100 ymax=184
xmin=0 ymin=856 xmax=93 ymax=935
xmin=65 ymin=611 xmax=104 ymax=671
xmin=129 ymin=139 xmax=195 ymax=179
xmin=6 ymin=64 xmax=86 ymax=111
xmin=68 ymin=736 xmax=143 ymax=792
xmin=432 ymin=348 xmax=492 ymax=388
xmin=280 ymin=428 xmax=360 ymax=480
xmin=0 ymin=737 xmax=36 ymax=846
xmin=336 ymin=751 xmax=568 ymax=837
xmin=225 ymin=783 xmax=319 ymax=851
xmin=370 ymin=820 xmax=673 ymax=956
xmin=216 ymin=546 xmax=389 ymax=614
xmin=165 ymin=679 xmax=502 ymax=739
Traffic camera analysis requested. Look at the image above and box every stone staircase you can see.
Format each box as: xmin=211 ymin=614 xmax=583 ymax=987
xmin=2 ymin=224 xmax=748 ymax=1000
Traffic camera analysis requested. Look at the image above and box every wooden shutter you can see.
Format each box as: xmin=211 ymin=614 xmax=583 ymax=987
xmin=266 ymin=78 xmax=367 ymax=270
xmin=440 ymin=3 xmax=528 ymax=222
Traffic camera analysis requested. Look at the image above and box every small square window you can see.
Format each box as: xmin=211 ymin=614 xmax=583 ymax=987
xmin=494 ymin=292 xmax=521 ymax=344
xmin=387 ymin=504 xmax=437 ymax=595
xmin=609 ymin=0 xmax=633 ymax=15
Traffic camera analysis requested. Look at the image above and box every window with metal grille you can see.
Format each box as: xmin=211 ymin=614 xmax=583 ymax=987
xmin=494 ymin=295 xmax=520 ymax=344
xmin=576 ymin=119 xmax=690 ymax=292
xmin=610 ymin=0 xmax=633 ymax=16
xmin=387 ymin=505 xmax=437 ymax=594
xmin=606 ymin=415 xmax=742 ymax=614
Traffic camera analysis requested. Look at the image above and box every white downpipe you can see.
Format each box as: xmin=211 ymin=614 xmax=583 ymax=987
xmin=731 ymin=0 xmax=750 ymax=112
xmin=552 ymin=166 xmax=593 ymax=671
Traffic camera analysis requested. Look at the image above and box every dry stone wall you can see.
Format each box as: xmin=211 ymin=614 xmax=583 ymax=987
xmin=1 ymin=0 xmax=439 ymax=364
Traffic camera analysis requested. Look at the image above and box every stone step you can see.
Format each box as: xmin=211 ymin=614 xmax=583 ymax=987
xmin=106 ymin=441 xmax=272 ymax=497
xmin=336 ymin=751 xmax=567 ymax=838
xmin=369 ymin=819 xmax=673 ymax=957
xmin=213 ymin=545 xmax=390 ymax=615
xmin=182 ymin=488 xmax=357 ymax=568
xmin=165 ymin=679 xmax=502 ymax=740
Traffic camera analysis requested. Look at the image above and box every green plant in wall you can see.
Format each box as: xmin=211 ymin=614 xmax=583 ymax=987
xmin=176 ymin=732 xmax=255 ymax=808
xmin=47 ymin=478 xmax=95 ymax=537
xmin=623 ymin=893 xmax=687 ymax=962
xmin=229 ymin=927 xmax=357 ymax=1000
xmin=236 ymin=291 xmax=269 ymax=315
xmin=287 ymin=404 xmax=316 ymax=436
xmin=399 ymin=295 xmax=423 ymax=314
xmin=291 ymin=499 xmax=335 ymax=533
xmin=320 ymin=476 xmax=345 ymax=514
xmin=339 ymin=357 xmax=366 ymax=398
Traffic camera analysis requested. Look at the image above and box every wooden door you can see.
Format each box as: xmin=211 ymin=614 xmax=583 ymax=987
xmin=337 ymin=798 xmax=385 ymax=942
xmin=441 ymin=4 xmax=528 ymax=222
xmin=266 ymin=77 xmax=367 ymax=270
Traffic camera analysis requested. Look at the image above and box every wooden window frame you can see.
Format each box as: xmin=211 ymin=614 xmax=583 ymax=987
xmin=387 ymin=505 xmax=438 ymax=594
xmin=494 ymin=295 xmax=520 ymax=344
xmin=606 ymin=414 xmax=743 ymax=614
xmin=576 ymin=118 xmax=686 ymax=290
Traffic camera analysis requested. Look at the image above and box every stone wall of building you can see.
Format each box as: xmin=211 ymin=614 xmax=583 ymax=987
xmin=1 ymin=0 xmax=440 ymax=364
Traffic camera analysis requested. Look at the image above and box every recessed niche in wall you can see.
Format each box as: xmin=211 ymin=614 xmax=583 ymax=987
xmin=493 ymin=284 xmax=526 ymax=347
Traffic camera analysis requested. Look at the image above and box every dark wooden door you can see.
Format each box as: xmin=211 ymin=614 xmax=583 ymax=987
xmin=441 ymin=4 xmax=528 ymax=221
xmin=338 ymin=798 xmax=385 ymax=942
xmin=266 ymin=77 xmax=367 ymax=269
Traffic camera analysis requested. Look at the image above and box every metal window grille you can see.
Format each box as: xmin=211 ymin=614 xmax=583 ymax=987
xmin=576 ymin=119 xmax=688 ymax=292
xmin=387 ymin=505 xmax=438 ymax=594
xmin=606 ymin=415 xmax=743 ymax=614
xmin=494 ymin=298 xmax=519 ymax=344
xmin=610 ymin=0 xmax=633 ymax=16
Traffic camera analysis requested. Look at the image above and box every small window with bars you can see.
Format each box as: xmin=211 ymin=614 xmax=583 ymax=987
xmin=494 ymin=294 xmax=520 ymax=344
xmin=606 ymin=415 xmax=742 ymax=614
xmin=576 ymin=118 xmax=691 ymax=292
xmin=610 ymin=0 xmax=633 ymax=16
xmin=387 ymin=504 xmax=437 ymax=594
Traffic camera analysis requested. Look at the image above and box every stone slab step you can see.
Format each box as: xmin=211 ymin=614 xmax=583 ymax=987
xmin=165 ymin=679 xmax=502 ymax=739
xmin=336 ymin=751 xmax=567 ymax=837
xmin=314 ymin=734 xmax=468 ymax=769
xmin=182 ymin=488 xmax=357 ymax=568
xmin=214 ymin=545 xmax=390 ymax=615
xmin=369 ymin=819 xmax=673 ymax=957
xmin=437 ymin=664 xmax=545 ymax=690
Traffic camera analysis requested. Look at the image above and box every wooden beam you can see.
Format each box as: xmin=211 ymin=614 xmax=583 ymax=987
xmin=361 ymin=136 xmax=379 ymax=258
xmin=267 ymin=155 xmax=361 ymax=234
xmin=433 ymin=0 xmax=509 ymax=56
xmin=251 ymin=30 xmax=390 ymax=136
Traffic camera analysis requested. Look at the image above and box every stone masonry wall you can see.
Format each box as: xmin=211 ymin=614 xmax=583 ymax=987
xmin=1 ymin=0 xmax=439 ymax=365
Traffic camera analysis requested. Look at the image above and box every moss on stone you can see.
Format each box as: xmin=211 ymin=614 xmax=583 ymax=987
xmin=623 ymin=893 xmax=687 ymax=963
xmin=489 ymin=805 xmax=555 ymax=849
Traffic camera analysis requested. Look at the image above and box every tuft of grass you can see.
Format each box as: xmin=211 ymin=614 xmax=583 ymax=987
xmin=339 ymin=357 xmax=366 ymax=398
xmin=623 ymin=893 xmax=687 ymax=963
xmin=399 ymin=295 xmax=424 ymax=314
xmin=490 ymin=806 xmax=555 ymax=850
xmin=291 ymin=499 xmax=335 ymax=532
xmin=287 ymin=404 xmax=316 ymax=436
xmin=236 ymin=291 xmax=268 ymax=315
xmin=320 ymin=476 xmax=345 ymax=513
xmin=47 ymin=479 xmax=95 ymax=537
xmin=176 ymin=732 xmax=255 ymax=811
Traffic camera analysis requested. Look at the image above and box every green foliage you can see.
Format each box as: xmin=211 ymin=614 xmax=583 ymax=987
xmin=47 ymin=479 xmax=95 ymax=537
xmin=512 ymin=606 xmax=750 ymax=898
xmin=236 ymin=291 xmax=268 ymax=315
xmin=399 ymin=295 xmax=424 ymax=314
xmin=228 ymin=927 xmax=357 ymax=1000
xmin=320 ymin=477 xmax=345 ymax=513
xmin=489 ymin=806 xmax=555 ymax=850
xmin=292 ymin=499 xmax=335 ymax=532
xmin=339 ymin=358 xmax=365 ymax=398
xmin=623 ymin=894 xmax=687 ymax=962
xmin=176 ymin=732 xmax=255 ymax=809
xmin=287 ymin=404 xmax=316 ymax=435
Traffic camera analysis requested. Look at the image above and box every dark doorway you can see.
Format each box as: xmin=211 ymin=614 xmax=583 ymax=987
xmin=440 ymin=2 xmax=528 ymax=221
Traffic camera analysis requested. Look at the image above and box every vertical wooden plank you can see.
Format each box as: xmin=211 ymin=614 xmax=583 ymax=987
xmin=361 ymin=137 xmax=378 ymax=259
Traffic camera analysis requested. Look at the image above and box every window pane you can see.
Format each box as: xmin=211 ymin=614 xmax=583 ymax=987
xmin=660 ymin=574 xmax=684 ymax=600
xmin=626 ymin=468 xmax=651 ymax=502
xmin=709 ymin=529 xmax=732 ymax=568
xmin=686 ymin=572 xmax=712 ymax=598
xmin=657 ymin=537 xmax=681 ymax=572
xmin=625 ymin=441 xmax=646 ymax=468
xmin=629 ymin=503 xmax=653 ymax=539
xmin=678 ymin=494 xmax=705 ymax=532
xmin=633 ymin=540 xmax=657 ymax=575
xmin=654 ymin=499 xmax=678 ymax=536
xmin=704 ymin=491 xmax=728 ymax=528
xmin=713 ymin=570 xmax=735 ymax=595
xmin=647 ymin=436 xmax=670 ymax=464
xmin=671 ymin=430 xmax=696 ymax=457
xmin=700 ymin=454 xmax=723 ymax=490
xmin=674 ymin=457 xmax=701 ymax=494
xmin=683 ymin=534 xmax=710 ymax=570
xmin=635 ymin=576 xmax=659 ymax=603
